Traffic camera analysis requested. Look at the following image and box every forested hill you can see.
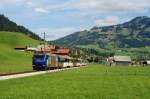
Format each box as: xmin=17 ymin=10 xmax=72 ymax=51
xmin=54 ymin=16 xmax=150 ymax=48
xmin=0 ymin=14 xmax=41 ymax=40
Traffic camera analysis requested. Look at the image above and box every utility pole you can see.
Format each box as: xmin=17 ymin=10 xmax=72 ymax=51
xmin=44 ymin=32 xmax=46 ymax=52
xmin=41 ymin=32 xmax=46 ymax=52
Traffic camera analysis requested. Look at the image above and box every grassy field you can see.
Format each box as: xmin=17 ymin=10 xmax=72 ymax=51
xmin=0 ymin=64 xmax=150 ymax=99
xmin=0 ymin=31 xmax=39 ymax=74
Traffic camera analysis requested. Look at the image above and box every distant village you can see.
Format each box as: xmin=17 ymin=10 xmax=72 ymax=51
xmin=15 ymin=44 xmax=70 ymax=56
xmin=14 ymin=44 xmax=150 ymax=66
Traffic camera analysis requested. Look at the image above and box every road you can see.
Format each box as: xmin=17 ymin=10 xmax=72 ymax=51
xmin=0 ymin=67 xmax=80 ymax=81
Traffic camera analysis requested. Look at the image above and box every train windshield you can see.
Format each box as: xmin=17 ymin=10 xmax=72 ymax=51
xmin=34 ymin=55 xmax=45 ymax=60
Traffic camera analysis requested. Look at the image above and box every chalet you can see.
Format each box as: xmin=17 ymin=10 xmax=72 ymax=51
xmin=147 ymin=61 xmax=150 ymax=65
xmin=113 ymin=56 xmax=132 ymax=66
xmin=38 ymin=47 xmax=52 ymax=53
xmin=37 ymin=45 xmax=70 ymax=56
xmin=14 ymin=45 xmax=27 ymax=51
xmin=37 ymin=44 xmax=53 ymax=53
xmin=26 ymin=47 xmax=37 ymax=52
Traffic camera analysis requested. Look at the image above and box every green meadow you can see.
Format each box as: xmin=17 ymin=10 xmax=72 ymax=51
xmin=0 ymin=32 xmax=39 ymax=74
xmin=0 ymin=64 xmax=150 ymax=99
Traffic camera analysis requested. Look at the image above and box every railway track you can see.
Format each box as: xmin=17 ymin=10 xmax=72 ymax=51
xmin=0 ymin=71 xmax=37 ymax=76
xmin=0 ymin=67 xmax=82 ymax=81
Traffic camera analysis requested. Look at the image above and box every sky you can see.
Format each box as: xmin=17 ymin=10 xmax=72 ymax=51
xmin=0 ymin=0 xmax=150 ymax=41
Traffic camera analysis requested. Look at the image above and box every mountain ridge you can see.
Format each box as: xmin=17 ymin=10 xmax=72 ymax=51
xmin=54 ymin=16 xmax=150 ymax=48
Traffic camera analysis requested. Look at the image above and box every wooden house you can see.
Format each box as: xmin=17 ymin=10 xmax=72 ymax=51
xmin=113 ymin=56 xmax=132 ymax=66
xmin=14 ymin=45 xmax=27 ymax=51
xmin=26 ymin=47 xmax=37 ymax=52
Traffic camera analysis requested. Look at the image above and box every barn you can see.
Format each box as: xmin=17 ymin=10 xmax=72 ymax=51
xmin=14 ymin=45 xmax=27 ymax=51
xmin=147 ymin=60 xmax=150 ymax=65
xmin=113 ymin=56 xmax=132 ymax=66
xmin=26 ymin=47 xmax=37 ymax=52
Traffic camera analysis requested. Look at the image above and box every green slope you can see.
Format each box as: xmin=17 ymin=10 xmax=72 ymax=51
xmin=0 ymin=31 xmax=39 ymax=74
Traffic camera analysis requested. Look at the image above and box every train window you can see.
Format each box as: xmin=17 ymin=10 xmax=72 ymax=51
xmin=46 ymin=55 xmax=48 ymax=58
xmin=57 ymin=57 xmax=61 ymax=62
xmin=34 ymin=55 xmax=45 ymax=59
xmin=64 ymin=59 xmax=69 ymax=62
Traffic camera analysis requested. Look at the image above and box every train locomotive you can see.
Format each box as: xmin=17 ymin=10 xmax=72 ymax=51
xmin=32 ymin=51 xmax=87 ymax=71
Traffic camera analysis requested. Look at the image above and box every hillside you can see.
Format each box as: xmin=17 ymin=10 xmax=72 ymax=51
xmin=0 ymin=14 xmax=41 ymax=40
xmin=53 ymin=16 xmax=150 ymax=59
xmin=0 ymin=31 xmax=39 ymax=74
xmin=54 ymin=16 xmax=150 ymax=48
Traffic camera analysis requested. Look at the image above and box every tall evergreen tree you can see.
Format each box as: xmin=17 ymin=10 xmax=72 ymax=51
xmin=0 ymin=14 xmax=41 ymax=40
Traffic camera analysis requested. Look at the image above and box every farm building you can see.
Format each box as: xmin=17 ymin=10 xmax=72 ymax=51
xmin=37 ymin=44 xmax=70 ymax=56
xmin=143 ymin=60 xmax=150 ymax=65
xmin=147 ymin=61 xmax=150 ymax=65
xmin=37 ymin=44 xmax=54 ymax=53
xmin=113 ymin=56 xmax=132 ymax=66
xmin=38 ymin=47 xmax=52 ymax=53
xmin=26 ymin=47 xmax=37 ymax=52
xmin=14 ymin=45 xmax=27 ymax=51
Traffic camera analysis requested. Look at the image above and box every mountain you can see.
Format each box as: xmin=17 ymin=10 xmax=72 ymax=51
xmin=0 ymin=31 xmax=39 ymax=74
xmin=0 ymin=14 xmax=41 ymax=40
xmin=54 ymin=16 xmax=150 ymax=48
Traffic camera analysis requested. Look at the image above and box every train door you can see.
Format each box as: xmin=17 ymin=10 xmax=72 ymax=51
xmin=57 ymin=56 xmax=61 ymax=68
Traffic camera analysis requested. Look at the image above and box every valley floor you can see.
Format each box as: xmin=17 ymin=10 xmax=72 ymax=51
xmin=0 ymin=64 xmax=150 ymax=99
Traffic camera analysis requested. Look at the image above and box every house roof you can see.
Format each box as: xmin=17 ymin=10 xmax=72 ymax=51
xmin=15 ymin=45 xmax=27 ymax=49
xmin=37 ymin=47 xmax=70 ymax=55
xmin=114 ymin=56 xmax=131 ymax=62
xmin=52 ymin=48 xmax=70 ymax=54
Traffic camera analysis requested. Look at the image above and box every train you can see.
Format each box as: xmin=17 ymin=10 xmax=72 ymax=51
xmin=32 ymin=52 xmax=87 ymax=71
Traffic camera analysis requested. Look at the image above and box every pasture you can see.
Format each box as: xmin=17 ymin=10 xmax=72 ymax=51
xmin=0 ymin=64 xmax=150 ymax=99
xmin=0 ymin=32 xmax=39 ymax=74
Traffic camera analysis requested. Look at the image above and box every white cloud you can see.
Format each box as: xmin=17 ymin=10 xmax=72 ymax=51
xmin=1 ymin=0 xmax=150 ymax=13
xmin=1 ymin=0 xmax=150 ymax=15
xmin=0 ymin=0 xmax=50 ymax=14
xmin=34 ymin=7 xmax=49 ymax=14
xmin=34 ymin=27 xmax=85 ymax=41
xmin=64 ymin=0 xmax=150 ymax=13
xmin=26 ymin=1 xmax=35 ymax=8
xmin=25 ymin=1 xmax=49 ymax=14
xmin=94 ymin=16 xmax=120 ymax=26
xmin=0 ymin=0 xmax=26 ymax=6
xmin=0 ymin=0 xmax=23 ymax=4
